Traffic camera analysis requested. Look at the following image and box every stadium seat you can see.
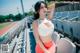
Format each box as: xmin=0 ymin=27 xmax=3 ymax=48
xmin=54 ymin=12 xmax=62 ymax=19
xmin=78 ymin=11 xmax=80 ymax=17
xmin=56 ymin=38 xmax=76 ymax=53
xmin=52 ymin=31 xmax=60 ymax=43
xmin=61 ymin=11 xmax=68 ymax=18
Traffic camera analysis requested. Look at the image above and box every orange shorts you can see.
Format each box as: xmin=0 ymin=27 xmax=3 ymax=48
xmin=35 ymin=41 xmax=56 ymax=53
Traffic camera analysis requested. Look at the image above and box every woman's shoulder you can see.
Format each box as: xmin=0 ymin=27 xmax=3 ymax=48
xmin=32 ymin=19 xmax=38 ymax=24
xmin=32 ymin=19 xmax=38 ymax=27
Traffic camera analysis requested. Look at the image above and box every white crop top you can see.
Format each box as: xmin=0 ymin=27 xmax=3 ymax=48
xmin=38 ymin=18 xmax=54 ymax=36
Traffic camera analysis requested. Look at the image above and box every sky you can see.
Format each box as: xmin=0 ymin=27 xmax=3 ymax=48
xmin=0 ymin=0 xmax=44 ymax=15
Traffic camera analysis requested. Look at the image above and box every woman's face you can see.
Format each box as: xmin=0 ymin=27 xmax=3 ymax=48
xmin=39 ymin=3 xmax=47 ymax=19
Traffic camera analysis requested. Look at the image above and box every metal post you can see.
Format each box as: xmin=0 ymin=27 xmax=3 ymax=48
xmin=20 ymin=0 xmax=25 ymax=18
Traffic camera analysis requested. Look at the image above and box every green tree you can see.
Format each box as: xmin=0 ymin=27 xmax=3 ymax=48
xmin=9 ymin=14 xmax=14 ymax=19
xmin=0 ymin=15 xmax=5 ymax=23
xmin=15 ymin=13 xmax=22 ymax=20
xmin=24 ymin=12 xmax=28 ymax=16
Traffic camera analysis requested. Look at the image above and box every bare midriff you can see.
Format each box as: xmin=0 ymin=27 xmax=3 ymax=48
xmin=40 ymin=35 xmax=52 ymax=44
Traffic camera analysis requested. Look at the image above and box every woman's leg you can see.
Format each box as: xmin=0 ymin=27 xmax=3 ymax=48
xmin=35 ymin=44 xmax=44 ymax=53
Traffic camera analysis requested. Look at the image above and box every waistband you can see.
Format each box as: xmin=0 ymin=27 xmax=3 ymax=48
xmin=43 ymin=41 xmax=53 ymax=49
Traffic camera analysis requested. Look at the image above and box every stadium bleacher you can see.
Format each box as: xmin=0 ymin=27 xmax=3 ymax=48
xmin=0 ymin=2 xmax=80 ymax=53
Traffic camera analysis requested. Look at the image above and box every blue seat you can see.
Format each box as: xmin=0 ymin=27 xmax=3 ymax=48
xmin=61 ymin=11 xmax=68 ymax=18
xmin=59 ymin=11 xmax=69 ymax=20
xmin=78 ymin=11 xmax=80 ymax=17
xmin=54 ymin=12 xmax=62 ymax=19
xmin=65 ymin=11 xmax=79 ymax=20
xmin=54 ymin=11 xmax=80 ymax=20
xmin=68 ymin=11 xmax=80 ymax=20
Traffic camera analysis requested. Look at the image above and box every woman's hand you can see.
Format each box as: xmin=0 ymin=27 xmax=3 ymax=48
xmin=44 ymin=49 xmax=50 ymax=53
xmin=48 ymin=43 xmax=56 ymax=53
xmin=48 ymin=3 xmax=55 ymax=12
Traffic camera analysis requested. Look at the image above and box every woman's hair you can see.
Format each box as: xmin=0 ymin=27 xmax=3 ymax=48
xmin=34 ymin=1 xmax=47 ymax=20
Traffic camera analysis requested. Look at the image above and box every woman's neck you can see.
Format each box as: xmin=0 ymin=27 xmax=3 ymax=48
xmin=39 ymin=14 xmax=46 ymax=20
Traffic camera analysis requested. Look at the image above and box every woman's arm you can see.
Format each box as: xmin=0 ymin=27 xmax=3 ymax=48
xmin=32 ymin=21 xmax=48 ymax=52
xmin=48 ymin=3 xmax=55 ymax=20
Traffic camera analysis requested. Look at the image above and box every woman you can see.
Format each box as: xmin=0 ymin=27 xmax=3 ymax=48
xmin=32 ymin=1 xmax=56 ymax=53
